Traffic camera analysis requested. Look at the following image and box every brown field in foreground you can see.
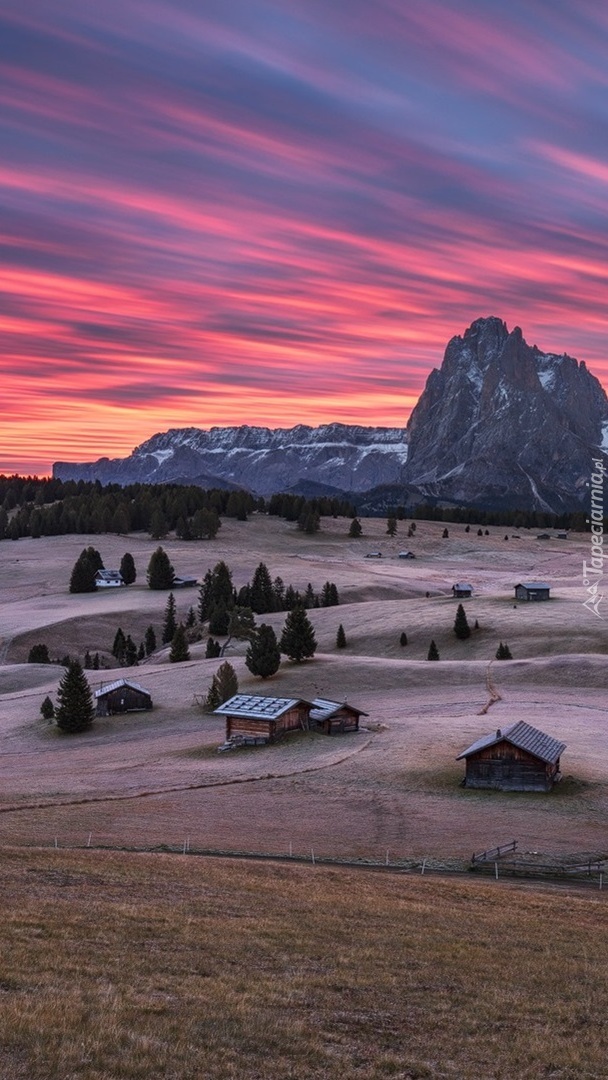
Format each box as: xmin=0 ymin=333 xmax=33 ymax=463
xmin=0 ymin=848 xmax=607 ymax=1080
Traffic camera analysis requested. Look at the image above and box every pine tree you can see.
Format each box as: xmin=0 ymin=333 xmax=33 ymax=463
xmin=149 ymin=509 xmax=168 ymax=539
xmin=245 ymin=624 xmax=281 ymax=678
xmin=185 ymin=605 xmax=196 ymax=628
xmin=144 ymin=625 xmax=157 ymax=656
xmin=92 ymin=653 xmax=100 ymax=670
xmin=336 ymin=623 xmax=347 ymax=648
xmin=220 ymin=606 xmax=257 ymax=656
xmin=55 ymin=660 xmax=95 ymax=733
xmin=279 ymin=605 xmax=317 ymax=662
xmin=69 ymin=546 xmax=103 ymax=593
xmin=208 ymin=602 xmax=230 ymax=635
xmin=496 ymin=642 xmax=513 ymax=660
xmin=83 ymin=649 xmax=92 ymax=669
xmin=210 ymin=660 xmax=238 ymax=704
xmin=170 ymin=624 xmax=191 ymax=663
xmin=204 ymin=675 xmax=222 ymax=711
xmin=146 ymin=546 xmax=175 ymax=590
xmin=124 ymin=635 xmax=138 ymax=666
xmin=112 ymin=627 xmax=127 ymax=663
xmin=386 ymin=515 xmax=397 ymax=536
xmin=349 ymin=517 xmax=362 ymax=538
xmin=137 ymin=641 xmax=146 ymax=662
xmin=250 ymin=562 xmax=275 ymax=613
xmin=454 ymin=603 xmax=471 ymax=640
xmin=205 ymin=636 xmax=221 ymax=658
xmin=119 ymin=552 xmax=136 ymax=585
xmin=400 ymin=632 xmax=408 ymax=647
xmin=162 ymin=592 xmax=177 ymax=644
xmin=28 ymin=643 xmax=50 ymax=663
xmin=427 ymin=640 xmax=439 ymax=661
xmin=442 ymin=528 xmax=449 ymax=538
xmin=40 ymin=695 xmax=55 ymax=721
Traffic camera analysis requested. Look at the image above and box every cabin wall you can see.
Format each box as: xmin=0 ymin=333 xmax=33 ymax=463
xmin=226 ymin=716 xmax=274 ymax=741
xmin=96 ymin=688 xmax=152 ymax=716
xmin=464 ymin=744 xmax=557 ymax=791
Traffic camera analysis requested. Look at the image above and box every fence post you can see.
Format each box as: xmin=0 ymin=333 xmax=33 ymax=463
xmin=494 ymin=861 xmax=499 ymax=880
xmin=421 ymin=858 xmax=426 ymax=875
xmin=311 ymin=848 xmax=315 ymax=866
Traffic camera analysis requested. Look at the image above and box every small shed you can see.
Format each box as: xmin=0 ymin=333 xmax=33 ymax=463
xmin=94 ymin=678 xmax=153 ymax=716
xmin=95 ymin=569 xmax=125 ymax=588
xmin=457 ymin=721 xmax=566 ymax=792
xmin=309 ymin=698 xmax=368 ymax=735
xmin=514 ymin=582 xmax=550 ymax=601
xmin=173 ymin=575 xmax=198 ymax=588
xmin=398 ymin=551 xmax=416 ymax=559
xmin=214 ymin=694 xmax=314 ymax=744
xmin=452 ymin=583 xmax=473 ymax=598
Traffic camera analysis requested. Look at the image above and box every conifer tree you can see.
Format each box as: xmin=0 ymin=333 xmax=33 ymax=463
xmin=246 ymin=624 xmax=281 ymax=678
xmin=124 ymin=634 xmax=138 ymax=666
xmin=28 ymin=643 xmax=50 ymax=663
xmin=162 ymin=592 xmax=177 ymax=644
xmin=454 ymin=603 xmax=471 ymax=640
xmin=349 ymin=517 xmax=362 ymax=538
xmin=55 ymin=660 xmax=95 ymax=733
xmin=170 ymin=624 xmax=191 ymax=663
xmin=144 ymin=625 xmax=157 ymax=656
xmin=146 ymin=546 xmax=175 ymax=590
xmin=496 ymin=642 xmax=513 ymax=660
xmin=386 ymin=515 xmax=397 ymax=536
xmin=40 ymin=695 xmax=55 ymax=721
xmin=205 ymin=636 xmax=221 ymax=658
xmin=336 ymin=623 xmax=347 ymax=649
xmin=69 ymin=546 xmax=103 ymax=593
xmin=279 ymin=605 xmax=317 ymax=662
xmin=112 ymin=627 xmax=127 ymax=663
xmin=427 ymin=639 xmax=440 ymax=661
xmin=137 ymin=641 xmax=146 ymax=662
xmin=206 ymin=660 xmax=239 ymax=707
xmin=250 ymin=562 xmax=275 ymax=613
xmin=400 ymin=632 xmax=408 ymax=647
xmin=185 ymin=605 xmax=196 ymax=628
xmin=119 ymin=552 xmax=136 ymax=585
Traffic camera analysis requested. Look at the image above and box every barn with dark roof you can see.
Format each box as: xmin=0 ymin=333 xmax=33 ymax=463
xmin=457 ymin=721 xmax=566 ymax=792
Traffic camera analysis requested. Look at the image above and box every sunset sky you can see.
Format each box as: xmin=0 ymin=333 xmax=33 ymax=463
xmin=2 ymin=0 xmax=608 ymax=475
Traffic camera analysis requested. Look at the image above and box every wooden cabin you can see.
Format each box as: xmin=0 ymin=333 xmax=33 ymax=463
xmin=309 ymin=698 xmax=367 ymax=735
xmin=173 ymin=575 xmax=198 ymax=588
xmin=452 ymin=583 xmax=473 ymax=598
xmin=457 ymin=721 xmax=566 ymax=792
xmin=514 ymin=582 xmax=550 ymax=601
xmin=214 ymin=694 xmax=314 ymax=744
xmin=94 ymin=678 xmax=153 ymax=717
xmin=95 ymin=569 xmax=125 ymax=588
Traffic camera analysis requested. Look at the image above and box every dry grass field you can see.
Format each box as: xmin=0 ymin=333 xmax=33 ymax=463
xmin=1 ymin=515 xmax=608 ymax=1078
xmin=0 ymin=848 xmax=607 ymax=1080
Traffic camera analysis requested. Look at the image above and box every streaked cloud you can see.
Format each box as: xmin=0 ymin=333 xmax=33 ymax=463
xmin=1 ymin=0 xmax=608 ymax=472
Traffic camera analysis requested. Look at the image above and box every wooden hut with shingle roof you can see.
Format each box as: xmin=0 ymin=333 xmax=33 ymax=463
xmin=457 ymin=721 xmax=566 ymax=792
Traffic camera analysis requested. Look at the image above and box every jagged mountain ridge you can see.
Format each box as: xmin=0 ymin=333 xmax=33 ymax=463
xmin=53 ymin=423 xmax=408 ymax=496
xmin=53 ymin=318 xmax=608 ymax=511
xmin=405 ymin=317 xmax=608 ymax=512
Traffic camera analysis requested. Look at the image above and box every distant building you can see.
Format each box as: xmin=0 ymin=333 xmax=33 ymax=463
xmin=172 ymin=575 xmax=198 ymax=588
xmin=309 ymin=698 xmax=367 ymax=735
xmin=452 ymin=583 xmax=473 ymax=598
xmin=94 ymin=678 xmax=153 ymax=716
xmin=364 ymin=552 xmax=383 ymax=559
xmin=514 ymin=582 xmax=550 ymax=601
xmin=457 ymin=721 xmax=566 ymax=792
xmin=398 ymin=551 xmax=416 ymax=559
xmin=95 ymin=569 xmax=125 ymax=588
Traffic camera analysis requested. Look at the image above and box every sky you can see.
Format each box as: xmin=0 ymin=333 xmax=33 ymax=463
xmin=2 ymin=0 xmax=608 ymax=475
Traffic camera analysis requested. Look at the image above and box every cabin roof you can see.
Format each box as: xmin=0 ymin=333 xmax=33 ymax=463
xmin=309 ymin=697 xmax=368 ymax=721
xmin=515 ymin=582 xmax=550 ymax=590
xmin=94 ymin=678 xmax=151 ymax=699
xmin=457 ymin=720 xmax=566 ymax=765
xmin=453 ymin=583 xmax=473 ymax=590
xmin=214 ymin=693 xmax=314 ymax=720
xmin=95 ymin=569 xmax=123 ymax=581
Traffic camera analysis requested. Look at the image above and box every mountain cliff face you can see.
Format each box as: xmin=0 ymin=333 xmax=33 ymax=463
xmin=404 ymin=317 xmax=608 ymax=512
xmin=53 ymin=424 xmax=408 ymax=496
xmin=53 ymin=318 xmax=608 ymax=511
